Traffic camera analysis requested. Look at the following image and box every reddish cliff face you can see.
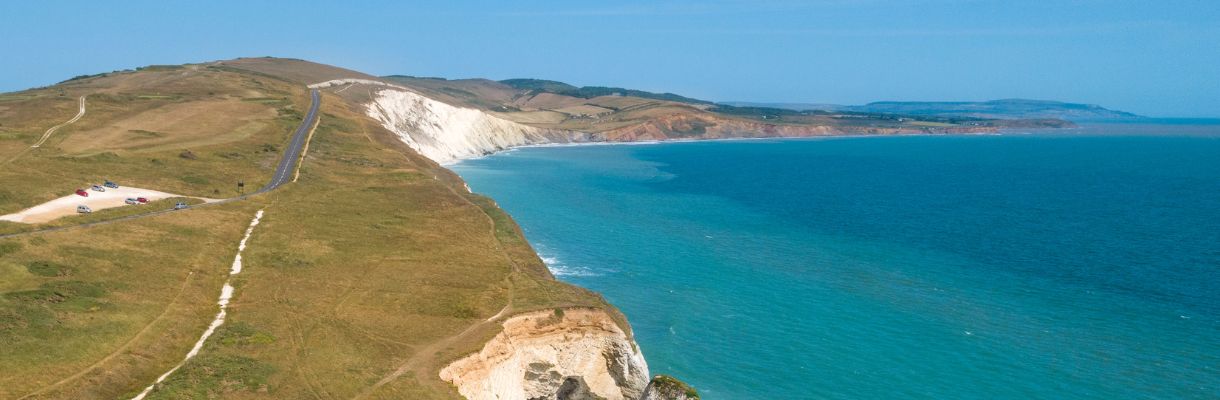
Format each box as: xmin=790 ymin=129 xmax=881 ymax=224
xmin=596 ymin=113 xmax=1005 ymax=142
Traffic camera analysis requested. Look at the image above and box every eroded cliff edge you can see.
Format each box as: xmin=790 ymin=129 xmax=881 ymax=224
xmin=363 ymin=86 xmax=707 ymax=400
xmin=366 ymin=89 xmax=588 ymax=164
xmin=440 ymin=308 xmax=651 ymax=400
xmin=362 ymin=86 xmax=1034 ymax=167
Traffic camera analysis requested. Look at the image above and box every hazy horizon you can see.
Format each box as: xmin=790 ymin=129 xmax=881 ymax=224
xmin=2 ymin=1 xmax=1217 ymax=117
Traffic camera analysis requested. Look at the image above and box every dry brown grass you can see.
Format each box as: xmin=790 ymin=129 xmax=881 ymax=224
xmin=139 ymin=91 xmax=610 ymax=399
xmin=494 ymin=110 xmax=568 ymax=124
xmin=552 ymin=104 xmax=614 ymax=116
xmin=60 ymin=99 xmax=277 ymax=154
xmin=219 ymin=57 xmax=379 ymax=85
xmin=1 ymin=59 xmax=622 ymax=399
xmin=0 ymin=65 xmax=309 ymax=217
xmin=0 ymin=200 xmax=264 ymax=399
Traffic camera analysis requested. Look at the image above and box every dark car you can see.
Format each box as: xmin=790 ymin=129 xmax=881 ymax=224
xmin=103 ymin=180 xmax=119 ymax=189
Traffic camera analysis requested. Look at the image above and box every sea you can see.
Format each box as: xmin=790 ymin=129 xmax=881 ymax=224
xmin=450 ymin=122 xmax=1220 ymax=399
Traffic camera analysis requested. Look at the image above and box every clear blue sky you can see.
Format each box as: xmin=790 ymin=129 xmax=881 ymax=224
xmin=2 ymin=1 xmax=1217 ymax=117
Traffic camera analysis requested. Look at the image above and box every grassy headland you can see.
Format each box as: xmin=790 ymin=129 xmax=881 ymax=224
xmin=0 ymin=58 xmax=616 ymax=399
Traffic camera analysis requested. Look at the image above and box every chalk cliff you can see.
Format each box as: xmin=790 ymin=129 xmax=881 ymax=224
xmin=440 ymin=308 xmax=651 ymax=400
xmin=365 ymin=88 xmax=585 ymax=164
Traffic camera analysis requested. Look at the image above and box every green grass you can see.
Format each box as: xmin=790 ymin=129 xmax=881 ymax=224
xmin=0 ymin=67 xmax=307 ymax=216
xmin=1 ymin=60 xmax=629 ymax=399
xmin=144 ymin=322 xmax=278 ymax=399
xmin=25 ymin=260 xmax=74 ymax=277
xmin=127 ymin=129 xmax=167 ymax=138
xmin=0 ymin=94 xmax=37 ymax=102
xmin=240 ymin=97 xmax=289 ymax=104
xmin=906 ymin=120 xmax=958 ymax=127
xmin=0 ymin=201 xmax=261 ymax=399
xmin=648 ymin=375 xmax=700 ymax=399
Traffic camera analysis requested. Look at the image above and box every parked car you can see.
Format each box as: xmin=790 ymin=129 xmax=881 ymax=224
xmin=77 ymin=205 xmax=92 ymax=213
xmin=136 ymin=197 xmax=149 ymax=203
xmin=173 ymin=202 xmax=190 ymax=210
xmin=125 ymin=198 xmax=139 ymax=205
xmin=75 ymin=189 xmax=89 ymax=197
xmin=103 ymin=180 xmax=119 ymax=189
xmin=91 ymin=185 xmax=105 ymax=192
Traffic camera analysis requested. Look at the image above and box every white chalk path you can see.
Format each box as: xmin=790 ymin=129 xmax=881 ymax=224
xmin=307 ymin=78 xmax=408 ymax=90
xmin=130 ymin=209 xmax=264 ymax=400
xmin=0 ymin=186 xmax=218 ymax=224
xmin=33 ymin=95 xmax=87 ymax=148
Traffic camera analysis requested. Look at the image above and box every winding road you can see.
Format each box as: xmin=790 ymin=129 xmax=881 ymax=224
xmin=0 ymin=89 xmax=320 ymax=239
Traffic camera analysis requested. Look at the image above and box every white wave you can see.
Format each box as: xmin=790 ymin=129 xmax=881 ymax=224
xmin=548 ymin=264 xmax=602 ymax=277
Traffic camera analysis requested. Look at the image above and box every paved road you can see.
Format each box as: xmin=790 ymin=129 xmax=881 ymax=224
xmin=259 ymin=89 xmax=320 ymax=193
xmin=0 ymin=89 xmax=321 ymax=239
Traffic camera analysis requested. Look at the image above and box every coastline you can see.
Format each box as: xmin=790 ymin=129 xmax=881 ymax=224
xmin=449 ymin=131 xmax=1220 ymax=399
xmin=443 ymin=128 xmax=1065 ymax=166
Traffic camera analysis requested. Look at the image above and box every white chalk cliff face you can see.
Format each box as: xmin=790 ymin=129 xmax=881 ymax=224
xmin=367 ymin=89 xmax=665 ymax=399
xmin=366 ymin=89 xmax=582 ymax=164
xmin=440 ymin=308 xmax=651 ymax=400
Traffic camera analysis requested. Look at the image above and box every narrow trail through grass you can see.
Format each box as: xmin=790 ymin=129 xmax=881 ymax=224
xmin=130 ymin=209 xmax=265 ymax=400
xmin=4 ymin=95 xmax=87 ymax=164
xmin=16 ymin=270 xmax=200 ymax=400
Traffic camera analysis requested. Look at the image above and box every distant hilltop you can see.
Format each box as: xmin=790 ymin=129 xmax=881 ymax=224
xmin=722 ymin=99 xmax=1143 ymax=121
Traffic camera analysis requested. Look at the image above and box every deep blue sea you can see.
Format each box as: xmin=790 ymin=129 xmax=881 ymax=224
xmin=452 ymin=126 xmax=1220 ymax=399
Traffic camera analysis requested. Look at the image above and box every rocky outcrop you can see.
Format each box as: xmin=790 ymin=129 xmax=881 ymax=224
xmin=641 ymin=375 xmax=699 ymax=400
xmin=366 ymin=89 xmax=587 ymax=164
xmin=440 ymin=308 xmax=650 ymax=400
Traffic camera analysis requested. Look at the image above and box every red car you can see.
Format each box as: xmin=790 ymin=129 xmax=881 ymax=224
xmin=75 ymin=189 xmax=89 ymax=197
xmin=136 ymin=197 xmax=149 ymax=204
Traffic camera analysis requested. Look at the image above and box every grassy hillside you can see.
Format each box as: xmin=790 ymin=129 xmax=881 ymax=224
xmin=0 ymin=58 xmax=618 ymax=399
xmin=0 ymin=62 xmax=309 ymax=220
xmin=499 ymin=78 xmax=713 ymax=105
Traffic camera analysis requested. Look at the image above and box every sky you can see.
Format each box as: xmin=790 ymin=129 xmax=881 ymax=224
xmin=1 ymin=1 xmax=1218 ymax=117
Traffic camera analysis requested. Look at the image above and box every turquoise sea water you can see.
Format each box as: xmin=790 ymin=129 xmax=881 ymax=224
xmin=451 ymin=128 xmax=1220 ymax=399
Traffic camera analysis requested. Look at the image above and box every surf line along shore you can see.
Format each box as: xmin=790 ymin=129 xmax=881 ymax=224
xmin=129 ymin=209 xmax=264 ymax=400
